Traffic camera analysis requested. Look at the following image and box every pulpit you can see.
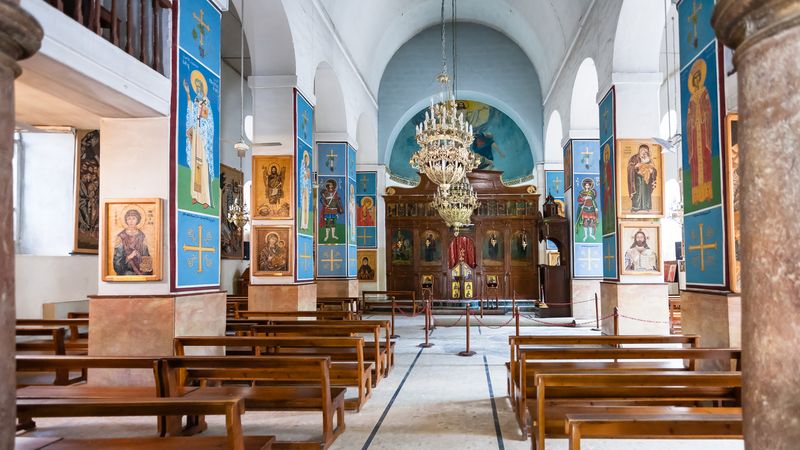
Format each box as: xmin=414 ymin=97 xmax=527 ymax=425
xmin=538 ymin=196 xmax=572 ymax=317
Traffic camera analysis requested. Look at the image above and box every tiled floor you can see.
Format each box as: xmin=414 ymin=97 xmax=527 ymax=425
xmin=19 ymin=314 xmax=745 ymax=449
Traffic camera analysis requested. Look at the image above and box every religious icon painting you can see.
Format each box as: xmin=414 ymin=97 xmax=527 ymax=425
xmin=684 ymin=206 xmax=726 ymax=287
xmin=482 ymin=229 xmax=504 ymax=266
xmin=296 ymin=234 xmax=315 ymax=281
xmin=545 ymin=171 xmax=565 ymax=199
xmin=73 ymin=129 xmax=100 ymax=254
xmin=554 ymin=199 xmax=566 ymax=218
xmin=511 ymin=229 xmax=532 ymax=265
xmin=176 ymin=210 xmax=220 ymax=287
xmin=318 ymin=176 xmax=347 ymax=245
xmin=573 ymin=175 xmax=602 ymax=245
xmin=220 ymin=164 xmax=244 ymax=259
xmin=486 ymin=275 xmax=498 ymax=288
xmin=572 ymin=140 xmax=601 ymax=175
xmin=317 ymin=244 xmax=347 ymax=277
xmin=615 ymin=140 xmax=665 ymax=218
xmin=347 ymin=244 xmax=358 ymax=278
xmin=574 ymin=244 xmax=603 ymax=279
xmin=252 ymin=226 xmax=293 ymax=277
xmin=600 ymin=140 xmax=617 ymax=236
xmin=252 ymin=155 xmax=293 ymax=220
xmin=421 ymin=274 xmax=434 ymax=288
xmin=602 ymin=233 xmax=618 ymax=280
xmin=347 ymin=144 xmax=357 ymax=180
xmin=176 ymin=51 xmax=221 ymax=216
xmin=391 ymin=229 xmax=413 ymax=265
xmin=677 ymin=0 xmax=718 ymax=70
xmin=178 ymin=0 xmax=221 ymax=75
xmin=356 ymin=196 xmax=377 ymax=226
xmin=295 ymin=90 xmax=314 ymax=147
xmin=420 ymin=230 xmax=442 ymax=265
xmin=102 ymin=198 xmax=162 ymax=282
xmin=318 ymin=143 xmax=347 ymax=175
xmin=681 ymin=43 xmax=723 ymax=215
xmin=356 ymin=249 xmax=377 ymax=282
xmin=725 ymin=113 xmax=741 ymax=293
xmin=619 ymin=222 xmax=661 ymax=276
xmin=563 ymin=141 xmax=573 ymax=191
xmin=348 ymin=179 xmax=358 ymax=246
xmin=357 ymin=171 xmax=377 ymax=196
xmin=296 ymin=141 xmax=314 ymax=237
xmin=599 ymin=88 xmax=615 ymax=145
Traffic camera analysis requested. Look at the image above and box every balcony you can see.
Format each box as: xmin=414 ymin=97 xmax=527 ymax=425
xmin=43 ymin=0 xmax=172 ymax=75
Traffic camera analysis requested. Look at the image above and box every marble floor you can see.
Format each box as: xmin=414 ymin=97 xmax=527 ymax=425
xmin=19 ymin=314 xmax=745 ymax=449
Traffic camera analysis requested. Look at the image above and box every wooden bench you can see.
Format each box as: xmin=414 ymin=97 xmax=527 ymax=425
xmin=360 ymin=290 xmax=417 ymax=314
xmin=160 ymin=355 xmax=346 ymax=449
xmin=240 ymin=310 xmax=358 ymax=321
xmin=250 ymin=322 xmax=391 ymax=386
xmin=16 ymin=327 xmax=83 ymax=386
xmin=507 ymin=334 xmax=702 ymax=416
xmin=174 ymin=336 xmax=373 ymax=411
xmin=516 ymin=347 xmax=741 ymax=435
xmin=316 ymin=297 xmax=360 ymax=318
xmin=565 ymin=408 xmax=742 ymax=450
xmin=531 ymin=372 xmax=742 ymax=450
xmin=267 ymin=319 xmax=395 ymax=376
xmin=15 ymin=355 xmax=196 ymax=433
xmin=16 ymin=397 xmax=275 ymax=450
xmin=17 ymin=319 xmax=90 ymax=343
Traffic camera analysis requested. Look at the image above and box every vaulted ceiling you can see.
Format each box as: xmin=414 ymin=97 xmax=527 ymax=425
xmin=318 ymin=0 xmax=594 ymax=97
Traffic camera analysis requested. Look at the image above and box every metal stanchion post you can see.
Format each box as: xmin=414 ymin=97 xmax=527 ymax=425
xmin=458 ymin=305 xmax=476 ymax=357
xmin=613 ymin=306 xmax=620 ymax=336
xmin=515 ymin=306 xmax=520 ymax=336
xmin=418 ymin=298 xmax=434 ymax=348
xmin=592 ymin=293 xmax=601 ymax=331
xmin=390 ymin=298 xmax=400 ymax=339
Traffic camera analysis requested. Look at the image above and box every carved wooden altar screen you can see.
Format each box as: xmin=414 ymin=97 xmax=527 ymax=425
xmin=384 ymin=170 xmax=540 ymax=300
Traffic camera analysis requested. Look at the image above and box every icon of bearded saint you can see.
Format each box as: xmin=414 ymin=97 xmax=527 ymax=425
xmin=624 ymin=230 xmax=658 ymax=272
xmin=627 ymin=144 xmax=658 ymax=212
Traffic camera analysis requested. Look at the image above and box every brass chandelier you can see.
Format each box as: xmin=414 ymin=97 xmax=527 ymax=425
xmin=410 ymin=0 xmax=478 ymax=195
xmin=227 ymin=0 xmax=250 ymax=231
xmin=430 ymin=176 xmax=478 ymax=236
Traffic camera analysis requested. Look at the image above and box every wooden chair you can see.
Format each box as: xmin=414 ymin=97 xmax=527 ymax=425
xmin=16 ymin=397 xmax=275 ymax=450
xmin=160 ymin=355 xmax=346 ymax=449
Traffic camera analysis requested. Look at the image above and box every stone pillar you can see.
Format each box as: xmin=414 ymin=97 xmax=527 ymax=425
xmin=0 ymin=1 xmax=42 ymax=445
xmin=714 ymin=2 xmax=800 ymax=448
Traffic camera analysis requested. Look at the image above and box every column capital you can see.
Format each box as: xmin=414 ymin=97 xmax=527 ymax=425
xmin=714 ymin=0 xmax=800 ymax=54
xmin=0 ymin=0 xmax=43 ymax=78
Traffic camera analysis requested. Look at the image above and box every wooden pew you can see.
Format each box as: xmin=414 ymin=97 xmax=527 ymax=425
xmin=17 ymin=319 xmax=89 ymax=346
xmin=515 ymin=347 xmax=741 ymax=437
xmin=507 ymin=334 xmax=702 ymax=415
xmin=316 ymin=297 xmax=360 ymax=318
xmin=15 ymin=355 xmax=193 ymax=433
xmin=565 ymin=408 xmax=742 ymax=450
xmin=161 ymin=355 xmax=346 ymax=449
xmin=16 ymin=327 xmax=77 ymax=386
xmin=251 ymin=321 xmax=392 ymax=384
xmin=16 ymin=397 xmax=275 ymax=450
xmin=532 ymin=372 xmax=742 ymax=450
xmin=175 ymin=336 xmax=373 ymax=411
xmin=240 ymin=310 xmax=357 ymax=321
xmin=360 ymin=290 xmax=417 ymax=314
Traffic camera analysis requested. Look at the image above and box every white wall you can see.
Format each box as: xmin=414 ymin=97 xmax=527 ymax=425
xmin=98 ymin=117 xmax=171 ymax=295
xmin=16 ymin=255 xmax=97 ymax=319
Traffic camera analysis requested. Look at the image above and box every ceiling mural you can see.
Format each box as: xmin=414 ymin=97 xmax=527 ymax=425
xmin=389 ymin=100 xmax=534 ymax=184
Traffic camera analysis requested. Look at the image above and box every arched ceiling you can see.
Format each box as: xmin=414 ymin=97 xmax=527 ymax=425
xmin=318 ymin=0 xmax=594 ymax=97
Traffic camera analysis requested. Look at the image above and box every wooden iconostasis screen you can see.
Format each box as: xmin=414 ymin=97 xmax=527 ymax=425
xmin=384 ymin=171 xmax=541 ymax=300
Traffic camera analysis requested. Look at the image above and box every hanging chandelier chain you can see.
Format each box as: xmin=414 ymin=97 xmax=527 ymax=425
xmin=239 ymin=0 xmax=246 ymax=143
xmin=440 ymin=0 xmax=448 ymax=78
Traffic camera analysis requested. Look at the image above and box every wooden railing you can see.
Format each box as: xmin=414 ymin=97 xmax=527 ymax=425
xmin=45 ymin=0 xmax=172 ymax=75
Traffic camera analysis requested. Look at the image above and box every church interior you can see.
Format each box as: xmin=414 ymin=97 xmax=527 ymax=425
xmin=2 ymin=0 xmax=797 ymax=448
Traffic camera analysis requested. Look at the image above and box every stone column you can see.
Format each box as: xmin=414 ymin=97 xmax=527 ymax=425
xmin=0 ymin=0 xmax=41 ymax=445
xmin=714 ymin=2 xmax=800 ymax=448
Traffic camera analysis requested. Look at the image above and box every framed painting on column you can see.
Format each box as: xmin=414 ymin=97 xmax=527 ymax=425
xmin=252 ymin=225 xmax=293 ymax=277
xmin=725 ymin=113 xmax=740 ymax=293
xmin=615 ymin=139 xmax=665 ymax=218
xmin=619 ymin=221 xmax=661 ymax=276
xmin=252 ymin=155 xmax=293 ymax=220
xmin=102 ymin=198 xmax=163 ymax=282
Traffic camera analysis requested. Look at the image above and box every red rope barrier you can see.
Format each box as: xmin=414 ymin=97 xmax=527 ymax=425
xmin=472 ymin=313 xmax=517 ymax=329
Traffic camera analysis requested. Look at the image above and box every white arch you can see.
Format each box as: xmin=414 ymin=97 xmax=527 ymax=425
xmin=314 ymin=62 xmax=348 ymax=135
xmin=544 ymin=111 xmax=564 ymax=163
xmin=356 ymin=113 xmax=378 ymax=164
xmin=569 ymin=58 xmax=599 ymax=135
xmin=232 ymin=0 xmax=295 ymax=76
xmin=612 ymin=0 xmax=667 ymax=74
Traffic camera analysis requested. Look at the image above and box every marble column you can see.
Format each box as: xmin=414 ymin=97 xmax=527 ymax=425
xmin=0 ymin=0 xmax=41 ymax=445
xmin=714 ymin=2 xmax=800 ymax=448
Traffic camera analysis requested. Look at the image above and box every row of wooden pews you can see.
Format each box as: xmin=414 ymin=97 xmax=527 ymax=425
xmin=506 ymin=334 xmax=743 ymax=449
xmin=15 ymin=296 xmax=397 ymax=450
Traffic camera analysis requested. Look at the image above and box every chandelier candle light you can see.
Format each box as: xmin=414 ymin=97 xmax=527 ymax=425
xmin=430 ymin=177 xmax=479 ymax=236
xmin=410 ymin=0 xmax=478 ymax=195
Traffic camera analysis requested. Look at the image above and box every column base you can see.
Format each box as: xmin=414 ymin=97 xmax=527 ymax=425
xmin=88 ymin=291 xmax=226 ymax=385
xmin=600 ymin=282 xmax=669 ymax=335
xmin=248 ymin=283 xmax=317 ymax=311
xmin=572 ymin=279 xmax=602 ymax=323
xmin=681 ymin=289 xmax=741 ymax=369
xmin=316 ymin=279 xmax=359 ymax=297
